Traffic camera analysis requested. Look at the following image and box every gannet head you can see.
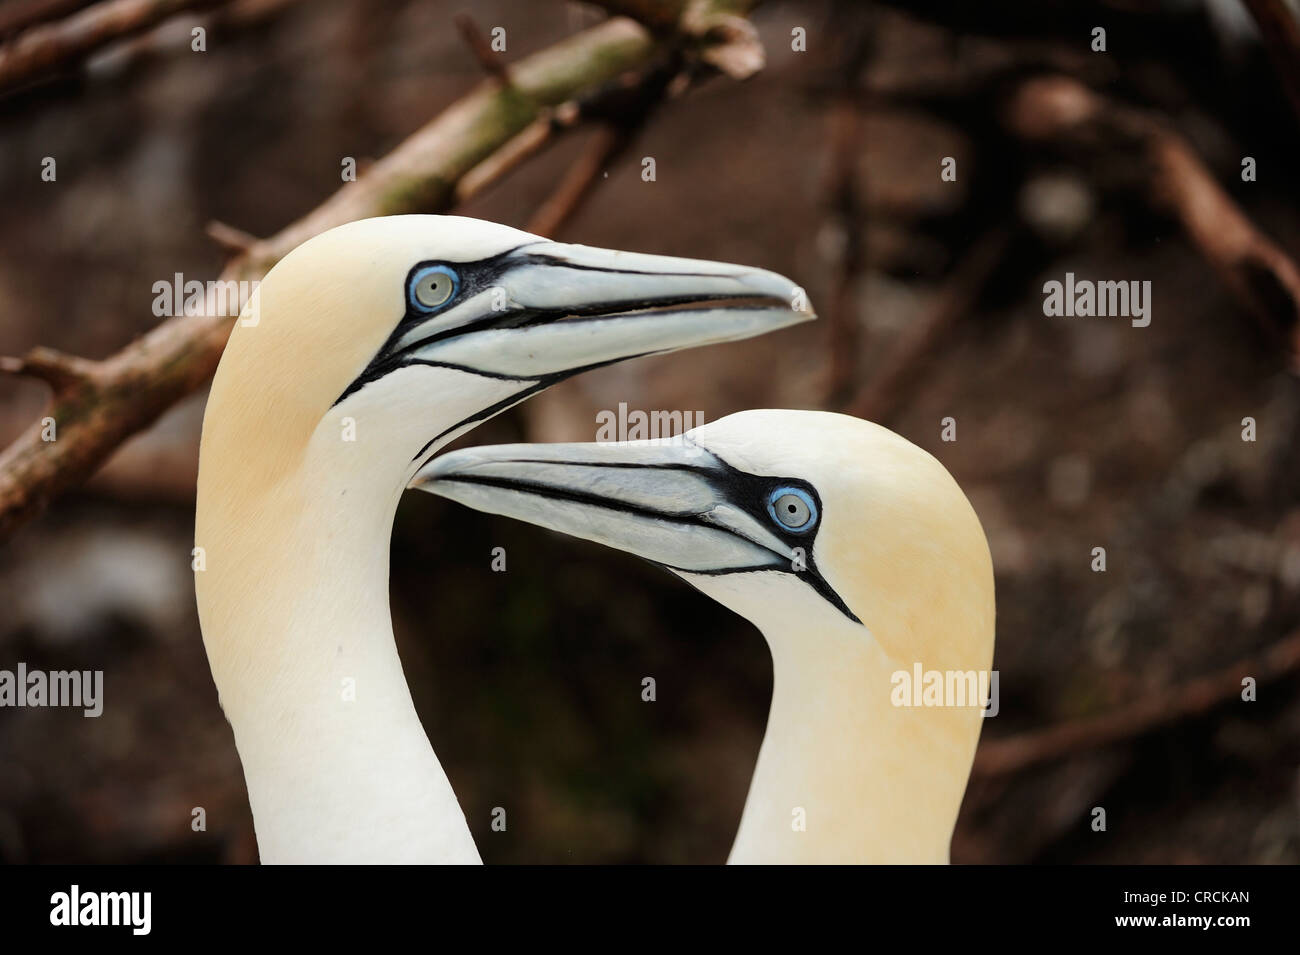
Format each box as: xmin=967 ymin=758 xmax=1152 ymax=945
xmin=196 ymin=217 xmax=823 ymax=863
xmin=416 ymin=409 xmax=996 ymax=862
xmin=200 ymin=216 xmax=814 ymax=499
xmin=193 ymin=222 xmax=814 ymax=863
xmin=414 ymin=408 xmax=994 ymax=680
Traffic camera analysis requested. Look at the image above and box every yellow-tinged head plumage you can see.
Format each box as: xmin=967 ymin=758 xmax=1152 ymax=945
xmin=685 ymin=410 xmax=994 ymax=674
xmin=418 ymin=408 xmax=994 ymax=670
xmin=418 ymin=408 xmax=996 ymax=863
xmin=193 ymin=216 xmax=816 ymax=863
xmin=201 ymin=215 xmax=816 ymax=501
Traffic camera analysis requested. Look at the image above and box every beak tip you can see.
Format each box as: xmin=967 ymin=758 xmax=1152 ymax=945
xmin=782 ymin=305 xmax=816 ymax=327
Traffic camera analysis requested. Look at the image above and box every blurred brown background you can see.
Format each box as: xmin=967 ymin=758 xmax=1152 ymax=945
xmin=1 ymin=0 xmax=1298 ymax=863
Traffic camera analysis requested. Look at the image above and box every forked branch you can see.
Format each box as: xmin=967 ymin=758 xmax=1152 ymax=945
xmin=0 ymin=3 xmax=760 ymax=542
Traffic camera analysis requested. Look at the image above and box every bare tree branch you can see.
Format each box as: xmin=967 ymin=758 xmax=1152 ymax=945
xmin=452 ymin=11 xmax=511 ymax=85
xmin=102 ymin=0 xmax=304 ymax=76
xmin=583 ymin=0 xmax=690 ymax=31
xmin=453 ymin=113 xmax=564 ymax=206
xmin=453 ymin=53 xmax=687 ymax=212
xmin=844 ymin=228 xmax=1011 ymax=423
xmin=526 ymin=57 xmax=684 ymax=237
xmin=587 ymin=0 xmax=764 ymax=79
xmin=203 ymin=220 xmax=260 ymax=256
xmin=1005 ymin=75 xmax=1300 ymax=367
xmin=0 ymin=4 xmax=761 ymax=542
xmin=0 ymin=0 xmax=229 ymax=95
xmin=526 ymin=127 xmax=630 ymax=238
xmin=0 ymin=0 xmax=90 ymax=40
xmin=973 ymin=627 xmax=1300 ymax=777
xmin=0 ymin=16 xmax=661 ymax=541
xmin=0 ymin=347 xmax=103 ymax=393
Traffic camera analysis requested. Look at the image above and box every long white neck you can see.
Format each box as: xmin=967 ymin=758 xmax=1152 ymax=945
xmin=721 ymin=583 xmax=988 ymax=864
xmin=195 ymin=365 xmax=520 ymax=863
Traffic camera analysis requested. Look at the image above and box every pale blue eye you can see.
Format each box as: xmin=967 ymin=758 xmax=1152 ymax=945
xmin=409 ymin=264 xmax=459 ymax=312
xmin=767 ymin=486 xmax=817 ymax=532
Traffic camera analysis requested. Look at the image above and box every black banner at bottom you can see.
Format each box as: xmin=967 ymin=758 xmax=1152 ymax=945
xmin=0 ymin=864 xmax=1281 ymax=941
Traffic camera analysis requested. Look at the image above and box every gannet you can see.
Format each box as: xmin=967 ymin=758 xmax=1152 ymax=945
xmin=193 ymin=217 xmax=813 ymax=863
xmin=416 ymin=409 xmax=995 ymax=863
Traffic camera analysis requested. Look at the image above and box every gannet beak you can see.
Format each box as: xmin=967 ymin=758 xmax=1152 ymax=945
xmin=405 ymin=239 xmax=815 ymax=379
xmin=411 ymin=435 xmax=861 ymax=622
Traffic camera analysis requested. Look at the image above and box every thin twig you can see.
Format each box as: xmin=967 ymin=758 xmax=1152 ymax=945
xmin=584 ymin=0 xmax=689 ymax=31
xmin=0 ymin=0 xmax=89 ymax=39
xmin=972 ymin=627 xmax=1300 ymax=777
xmin=0 ymin=2 xmax=760 ymax=542
xmin=526 ymin=56 xmax=683 ymax=237
xmin=0 ymin=347 xmax=102 ymax=392
xmin=844 ymin=227 xmax=1011 ymax=423
xmin=1005 ymin=75 xmax=1300 ymax=368
xmin=453 ymin=114 xmax=558 ymax=205
xmin=204 ymin=220 xmax=259 ymax=256
xmin=101 ymin=0 xmax=304 ymax=78
xmin=589 ymin=0 xmax=764 ymax=79
xmin=526 ymin=127 xmax=627 ymax=238
xmin=0 ymin=0 xmax=229 ymax=95
xmin=0 ymin=16 xmax=660 ymax=542
xmin=452 ymin=11 xmax=511 ymax=84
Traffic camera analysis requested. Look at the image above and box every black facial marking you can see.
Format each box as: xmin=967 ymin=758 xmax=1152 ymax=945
xmin=436 ymin=447 xmax=863 ymax=624
xmin=334 ymin=245 xmax=760 ymax=408
xmin=664 ymin=456 xmax=861 ymax=624
xmin=335 ymin=246 xmax=533 ymax=406
xmin=406 ymin=351 xmax=656 ymax=469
